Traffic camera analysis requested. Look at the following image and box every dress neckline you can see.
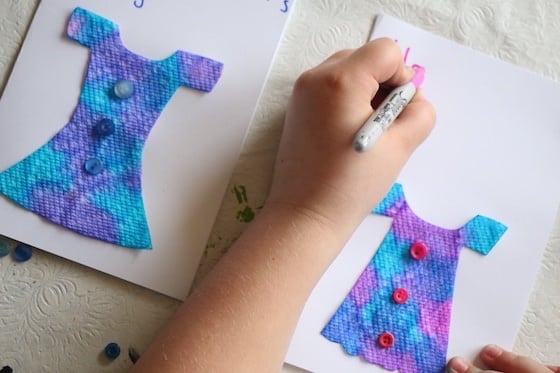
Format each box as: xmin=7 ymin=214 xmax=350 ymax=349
xmin=111 ymin=26 xmax=179 ymax=64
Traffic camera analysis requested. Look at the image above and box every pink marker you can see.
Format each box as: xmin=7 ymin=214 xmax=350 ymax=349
xmin=353 ymin=64 xmax=425 ymax=152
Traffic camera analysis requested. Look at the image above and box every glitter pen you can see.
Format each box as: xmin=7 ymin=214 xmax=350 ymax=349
xmin=353 ymin=64 xmax=425 ymax=152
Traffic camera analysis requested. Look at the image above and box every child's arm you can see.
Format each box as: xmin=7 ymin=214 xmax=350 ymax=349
xmin=132 ymin=38 xmax=435 ymax=373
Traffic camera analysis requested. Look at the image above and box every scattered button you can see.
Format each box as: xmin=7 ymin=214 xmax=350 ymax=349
xmin=112 ymin=80 xmax=134 ymax=99
xmin=95 ymin=118 xmax=115 ymax=137
xmin=84 ymin=158 xmax=104 ymax=175
xmin=104 ymin=342 xmax=121 ymax=360
xmin=410 ymin=241 xmax=429 ymax=260
xmin=378 ymin=332 xmax=395 ymax=348
xmin=392 ymin=288 xmax=409 ymax=304
xmin=0 ymin=239 xmax=10 ymax=258
xmin=14 ymin=243 xmax=32 ymax=262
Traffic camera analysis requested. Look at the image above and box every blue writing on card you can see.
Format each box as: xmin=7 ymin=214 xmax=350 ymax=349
xmin=133 ymin=0 xmax=144 ymax=9
xmin=266 ymin=0 xmax=289 ymax=13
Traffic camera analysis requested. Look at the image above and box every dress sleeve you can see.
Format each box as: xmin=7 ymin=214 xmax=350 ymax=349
xmin=373 ymin=183 xmax=406 ymax=217
xmin=66 ymin=7 xmax=118 ymax=48
xmin=176 ymin=51 xmax=224 ymax=92
xmin=460 ymin=215 xmax=507 ymax=255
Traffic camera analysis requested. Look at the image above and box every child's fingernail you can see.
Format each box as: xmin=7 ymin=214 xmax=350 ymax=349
xmin=447 ymin=357 xmax=470 ymax=373
xmin=483 ymin=344 xmax=503 ymax=359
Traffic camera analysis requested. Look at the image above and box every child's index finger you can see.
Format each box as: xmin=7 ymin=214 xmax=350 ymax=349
xmin=346 ymin=38 xmax=414 ymax=89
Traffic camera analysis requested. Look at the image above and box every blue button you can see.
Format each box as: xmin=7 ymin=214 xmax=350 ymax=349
xmin=14 ymin=243 xmax=32 ymax=262
xmin=112 ymin=80 xmax=134 ymax=99
xmin=0 ymin=238 xmax=10 ymax=258
xmin=84 ymin=158 xmax=103 ymax=175
xmin=104 ymin=342 xmax=121 ymax=360
xmin=95 ymin=119 xmax=115 ymax=137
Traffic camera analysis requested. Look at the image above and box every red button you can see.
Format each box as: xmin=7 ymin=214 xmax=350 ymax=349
xmin=392 ymin=288 xmax=409 ymax=304
xmin=378 ymin=332 xmax=395 ymax=348
xmin=410 ymin=241 xmax=429 ymax=260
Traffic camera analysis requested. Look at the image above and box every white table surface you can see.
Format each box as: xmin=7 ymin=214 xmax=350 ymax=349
xmin=1 ymin=0 xmax=559 ymax=372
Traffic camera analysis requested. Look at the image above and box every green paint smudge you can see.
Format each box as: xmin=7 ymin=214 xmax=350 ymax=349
xmin=232 ymin=185 xmax=256 ymax=222
xmin=232 ymin=185 xmax=249 ymax=204
xmin=236 ymin=206 xmax=255 ymax=223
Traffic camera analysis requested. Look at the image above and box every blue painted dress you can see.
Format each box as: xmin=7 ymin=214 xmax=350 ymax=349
xmin=0 ymin=7 xmax=223 ymax=248
xmin=322 ymin=183 xmax=507 ymax=373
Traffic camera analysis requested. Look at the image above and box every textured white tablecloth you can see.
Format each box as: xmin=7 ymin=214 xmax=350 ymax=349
xmin=1 ymin=0 xmax=559 ymax=372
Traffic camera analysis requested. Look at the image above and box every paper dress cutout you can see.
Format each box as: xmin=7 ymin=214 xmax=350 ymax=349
xmin=0 ymin=7 xmax=223 ymax=249
xmin=321 ymin=183 xmax=507 ymax=373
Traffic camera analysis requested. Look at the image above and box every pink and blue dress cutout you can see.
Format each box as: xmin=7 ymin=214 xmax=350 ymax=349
xmin=322 ymin=183 xmax=507 ymax=372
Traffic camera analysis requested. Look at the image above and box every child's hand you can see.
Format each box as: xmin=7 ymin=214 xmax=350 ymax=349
xmin=447 ymin=345 xmax=560 ymax=373
xmin=267 ymin=38 xmax=435 ymax=238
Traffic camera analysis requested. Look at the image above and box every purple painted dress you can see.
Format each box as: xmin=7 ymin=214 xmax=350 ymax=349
xmin=0 ymin=7 xmax=223 ymax=248
xmin=322 ymin=183 xmax=507 ymax=373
